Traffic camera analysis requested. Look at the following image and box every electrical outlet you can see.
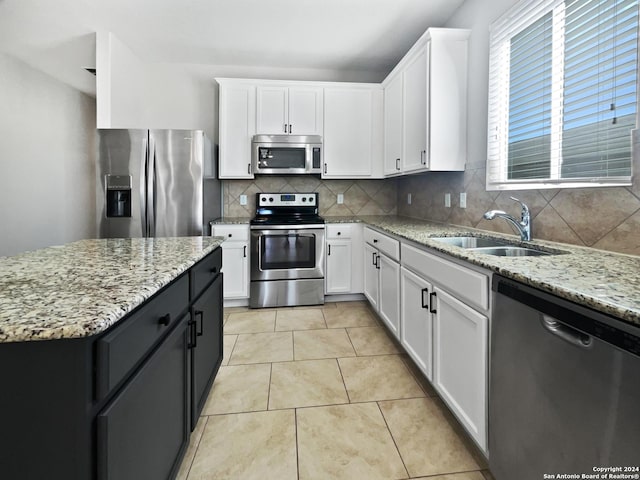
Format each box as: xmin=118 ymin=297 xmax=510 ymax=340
xmin=407 ymin=193 xmax=412 ymax=205
xmin=445 ymin=193 xmax=451 ymax=208
xmin=239 ymin=194 xmax=247 ymax=206
xmin=337 ymin=193 xmax=344 ymax=204
xmin=460 ymin=192 xmax=467 ymax=209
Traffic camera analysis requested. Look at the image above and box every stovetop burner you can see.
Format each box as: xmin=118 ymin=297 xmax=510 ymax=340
xmin=250 ymin=192 xmax=324 ymax=226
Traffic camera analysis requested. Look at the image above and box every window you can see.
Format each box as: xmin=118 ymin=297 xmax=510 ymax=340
xmin=487 ymin=0 xmax=639 ymax=190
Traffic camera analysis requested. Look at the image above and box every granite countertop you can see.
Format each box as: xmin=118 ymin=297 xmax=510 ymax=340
xmin=0 ymin=236 xmax=224 ymax=343
xmin=339 ymin=215 xmax=640 ymax=328
xmin=211 ymin=214 xmax=639 ymax=326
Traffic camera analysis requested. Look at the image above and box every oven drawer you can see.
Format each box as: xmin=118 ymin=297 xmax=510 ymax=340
xmin=364 ymin=227 xmax=399 ymax=261
xmin=326 ymin=224 xmax=352 ymax=239
xmin=211 ymin=224 xmax=249 ymax=242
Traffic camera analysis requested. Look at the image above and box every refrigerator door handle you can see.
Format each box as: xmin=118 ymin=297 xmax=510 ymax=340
xmin=141 ymin=134 xmax=149 ymax=237
xmin=147 ymin=138 xmax=156 ymax=237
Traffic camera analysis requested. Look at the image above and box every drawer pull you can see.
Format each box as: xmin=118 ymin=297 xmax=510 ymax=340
xmin=421 ymin=288 xmax=429 ymax=309
xmin=159 ymin=314 xmax=171 ymax=326
xmin=337 ymin=231 xmax=341 ymax=236
xmin=373 ymin=239 xmax=378 ymax=243
xmin=195 ymin=310 xmax=204 ymax=337
xmin=210 ymin=266 xmax=218 ymax=274
xmin=429 ymin=292 xmax=437 ymax=314
xmin=188 ymin=319 xmax=197 ymax=349
xmin=228 ymin=233 xmax=233 ymax=237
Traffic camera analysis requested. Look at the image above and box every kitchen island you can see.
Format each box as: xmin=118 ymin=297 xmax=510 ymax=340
xmin=0 ymin=236 xmax=224 ymax=480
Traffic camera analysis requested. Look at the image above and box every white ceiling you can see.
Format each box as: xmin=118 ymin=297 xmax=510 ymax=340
xmin=0 ymin=0 xmax=465 ymax=96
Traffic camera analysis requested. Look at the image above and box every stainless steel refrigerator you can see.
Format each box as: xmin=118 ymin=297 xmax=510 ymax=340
xmin=97 ymin=129 xmax=220 ymax=238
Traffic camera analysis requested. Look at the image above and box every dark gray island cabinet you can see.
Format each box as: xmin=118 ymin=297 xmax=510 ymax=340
xmin=0 ymin=245 xmax=223 ymax=480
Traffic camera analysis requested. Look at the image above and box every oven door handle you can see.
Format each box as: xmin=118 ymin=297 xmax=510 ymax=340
xmin=250 ymin=224 xmax=326 ymax=231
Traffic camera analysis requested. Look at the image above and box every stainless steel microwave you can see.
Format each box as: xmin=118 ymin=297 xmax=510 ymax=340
xmin=251 ymin=135 xmax=322 ymax=174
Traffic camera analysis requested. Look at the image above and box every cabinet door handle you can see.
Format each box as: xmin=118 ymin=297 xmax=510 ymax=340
xmin=421 ymin=288 xmax=429 ymax=309
xmin=210 ymin=266 xmax=218 ymax=274
xmin=324 ymin=163 xmax=327 ymax=174
xmin=243 ymin=245 xmax=247 ymax=257
xmin=328 ymin=244 xmax=331 ymax=255
xmin=429 ymin=292 xmax=437 ymax=314
xmin=396 ymin=158 xmax=400 ymax=170
xmin=284 ymin=123 xmax=287 ymax=133
xmin=195 ymin=310 xmax=204 ymax=337
xmin=372 ymin=252 xmax=377 ymax=265
xmin=188 ymin=319 xmax=197 ymax=349
xmin=289 ymin=124 xmax=292 ymax=134
xmin=376 ymin=255 xmax=380 ymax=270
xmin=159 ymin=314 xmax=171 ymax=326
xmin=247 ymin=163 xmax=251 ymax=175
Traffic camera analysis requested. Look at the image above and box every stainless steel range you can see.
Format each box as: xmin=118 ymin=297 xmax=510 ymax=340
xmin=249 ymin=193 xmax=325 ymax=308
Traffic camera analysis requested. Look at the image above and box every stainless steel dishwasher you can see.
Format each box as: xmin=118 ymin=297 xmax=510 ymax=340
xmin=490 ymin=275 xmax=640 ymax=480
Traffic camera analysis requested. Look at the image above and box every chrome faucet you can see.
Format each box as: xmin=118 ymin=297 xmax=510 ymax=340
xmin=484 ymin=197 xmax=531 ymax=241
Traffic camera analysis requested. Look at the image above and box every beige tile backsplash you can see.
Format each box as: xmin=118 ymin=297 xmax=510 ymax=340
xmin=397 ymin=158 xmax=640 ymax=256
xmin=222 ymin=160 xmax=640 ymax=256
xmin=223 ymin=176 xmax=398 ymax=218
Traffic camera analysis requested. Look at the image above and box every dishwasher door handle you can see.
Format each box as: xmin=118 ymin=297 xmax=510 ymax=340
xmin=540 ymin=314 xmax=593 ymax=348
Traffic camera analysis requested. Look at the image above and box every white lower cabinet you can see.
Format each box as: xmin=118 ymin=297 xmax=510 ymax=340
xmin=363 ymin=242 xmax=379 ymax=311
xmin=432 ymin=286 xmax=488 ymax=452
xmin=378 ymin=253 xmax=400 ymax=338
xmin=398 ymin=242 xmax=489 ymax=453
xmin=211 ymin=225 xmax=250 ymax=300
xmin=400 ymin=267 xmax=433 ymax=380
xmin=325 ymin=223 xmax=364 ymax=295
xmin=363 ymin=228 xmax=400 ymax=340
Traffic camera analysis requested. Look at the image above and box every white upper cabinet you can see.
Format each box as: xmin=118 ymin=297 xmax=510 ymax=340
xmin=383 ymin=73 xmax=403 ymax=176
xmin=382 ymin=28 xmax=469 ymax=176
xmin=402 ymin=48 xmax=428 ymax=173
xmin=217 ymin=80 xmax=256 ymax=179
xmin=256 ymin=85 xmax=323 ymax=135
xmin=323 ymin=86 xmax=383 ymax=178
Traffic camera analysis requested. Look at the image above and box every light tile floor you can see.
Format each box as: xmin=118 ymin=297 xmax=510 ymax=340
xmin=177 ymin=301 xmax=492 ymax=480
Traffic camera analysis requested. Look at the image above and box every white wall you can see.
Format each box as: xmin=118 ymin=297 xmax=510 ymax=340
xmin=444 ymin=0 xmax=520 ymax=168
xmin=96 ymin=33 xmax=386 ymax=141
xmin=0 ymin=52 xmax=96 ymax=256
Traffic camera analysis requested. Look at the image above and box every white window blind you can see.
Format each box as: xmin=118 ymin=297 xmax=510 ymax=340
xmin=487 ymin=0 xmax=639 ymax=190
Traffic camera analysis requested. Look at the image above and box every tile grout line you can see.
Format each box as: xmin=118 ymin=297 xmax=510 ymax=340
xmin=375 ymin=401 xmax=410 ymax=480
xmin=183 ymin=415 xmax=209 ymax=480
xmin=343 ymin=326 xmax=359 ymax=357
xmin=335 ymin=357 xmax=352 ymax=404
xmin=294 ymin=408 xmax=301 ymax=480
xmin=267 ymin=362 xmax=273 ymax=411
xmin=224 ymin=334 xmax=239 ymax=366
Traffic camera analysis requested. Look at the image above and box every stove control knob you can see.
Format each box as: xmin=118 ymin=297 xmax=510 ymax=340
xmin=261 ymin=197 xmax=266 ymax=203
xmin=302 ymin=197 xmax=306 ymax=202
xmin=308 ymin=197 xmax=314 ymax=203
xmin=269 ymin=197 xmax=274 ymax=202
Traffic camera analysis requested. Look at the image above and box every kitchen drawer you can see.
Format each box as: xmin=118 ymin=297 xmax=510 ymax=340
xmin=401 ymin=243 xmax=488 ymax=311
xmin=364 ymin=227 xmax=400 ymax=261
xmin=191 ymin=247 xmax=223 ymax=300
xmin=96 ymin=273 xmax=189 ymax=400
xmin=211 ymin=224 xmax=249 ymax=241
xmin=326 ymin=224 xmax=352 ymax=239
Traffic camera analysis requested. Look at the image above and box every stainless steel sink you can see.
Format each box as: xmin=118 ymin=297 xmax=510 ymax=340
xmin=431 ymin=236 xmax=567 ymax=256
xmin=431 ymin=236 xmax=509 ymax=248
xmin=471 ymin=246 xmax=551 ymax=257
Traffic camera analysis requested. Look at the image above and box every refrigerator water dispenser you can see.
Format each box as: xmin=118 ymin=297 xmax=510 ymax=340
xmin=105 ymin=175 xmax=132 ymax=217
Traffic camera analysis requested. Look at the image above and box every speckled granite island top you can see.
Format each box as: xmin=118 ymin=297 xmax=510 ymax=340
xmin=343 ymin=216 xmax=640 ymax=327
xmin=0 ymin=236 xmax=224 ymax=343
